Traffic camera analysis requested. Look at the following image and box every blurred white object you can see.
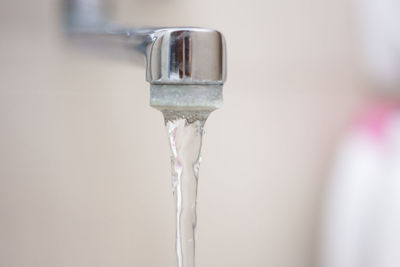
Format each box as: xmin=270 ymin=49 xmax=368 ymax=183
xmin=319 ymin=104 xmax=400 ymax=267
xmin=358 ymin=0 xmax=400 ymax=88
xmin=320 ymin=2 xmax=400 ymax=265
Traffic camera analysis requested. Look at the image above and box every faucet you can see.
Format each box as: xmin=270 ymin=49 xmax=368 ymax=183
xmin=63 ymin=0 xmax=227 ymax=112
xmin=63 ymin=2 xmax=229 ymax=267
xmin=62 ymin=2 xmax=227 ymax=267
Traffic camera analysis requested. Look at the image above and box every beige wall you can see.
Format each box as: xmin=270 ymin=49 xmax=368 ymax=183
xmin=0 ymin=0 xmax=365 ymax=266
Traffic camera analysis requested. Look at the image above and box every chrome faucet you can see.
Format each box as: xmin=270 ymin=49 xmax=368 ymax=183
xmin=63 ymin=0 xmax=227 ymax=111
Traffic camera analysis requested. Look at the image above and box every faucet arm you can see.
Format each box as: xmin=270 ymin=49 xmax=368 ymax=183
xmin=63 ymin=0 xmax=227 ymax=86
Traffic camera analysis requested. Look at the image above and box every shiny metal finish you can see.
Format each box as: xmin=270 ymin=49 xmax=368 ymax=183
xmin=146 ymin=28 xmax=226 ymax=85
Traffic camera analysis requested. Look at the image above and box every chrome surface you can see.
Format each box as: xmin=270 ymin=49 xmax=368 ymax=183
xmin=146 ymin=28 xmax=226 ymax=85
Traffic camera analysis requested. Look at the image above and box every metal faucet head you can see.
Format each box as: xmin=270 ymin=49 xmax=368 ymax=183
xmin=146 ymin=28 xmax=227 ymax=86
xmin=147 ymin=28 xmax=227 ymax=113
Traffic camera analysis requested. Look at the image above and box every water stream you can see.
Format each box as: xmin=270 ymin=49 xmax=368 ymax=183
xmin=163 ymin=110 xmax=210 ymax=267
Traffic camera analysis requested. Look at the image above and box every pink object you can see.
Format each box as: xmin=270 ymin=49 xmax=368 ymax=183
xmin=353 ymin=102 xmax=400 ymax=142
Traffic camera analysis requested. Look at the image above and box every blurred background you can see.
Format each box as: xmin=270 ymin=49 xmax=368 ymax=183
xmin=1 ymin=0 xmax=400 ymax=266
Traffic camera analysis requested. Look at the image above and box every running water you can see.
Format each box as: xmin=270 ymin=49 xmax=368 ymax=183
xmin=163 ymin=110 xmax=210 ymax=267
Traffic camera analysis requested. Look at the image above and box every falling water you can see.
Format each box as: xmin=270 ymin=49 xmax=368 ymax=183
xmin=163 ymin=110 xmax=210 ymax=267
xmin=151 ymin=84 xmax=222 ymax=267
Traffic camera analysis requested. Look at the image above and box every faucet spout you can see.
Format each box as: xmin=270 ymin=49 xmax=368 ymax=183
xmin=63 ymin=0 xmax=226 ymax=110
xmin=145 ymin=28 xmax=226 ymax=86
xmin=63 ymin=1 xmax=227 ymax=87
xmin=146 ymin=28 xmax=226 ymax=112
